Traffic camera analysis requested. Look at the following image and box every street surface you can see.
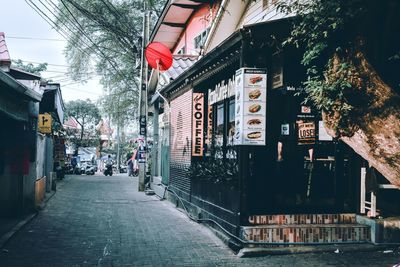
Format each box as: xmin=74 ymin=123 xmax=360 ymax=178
xmin=0 ymin=174 xmax=399 ymax=267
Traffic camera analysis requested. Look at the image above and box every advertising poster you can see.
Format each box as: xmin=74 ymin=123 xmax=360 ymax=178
xmin=297 ymin=120 xmax=316 ymax=145
xmin=234 ymin=68 xmax=267 ymax=145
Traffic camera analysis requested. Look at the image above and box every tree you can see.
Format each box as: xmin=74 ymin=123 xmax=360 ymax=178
xmin=65 ymin=99 xmax=101 ymax=153
xmin=279 ymin=0 xmax=400 ymax=186
xmin=11 ymin=59 xmax=47 ymax=74
xmin=50 ymin=0 xmax=165 ymax=123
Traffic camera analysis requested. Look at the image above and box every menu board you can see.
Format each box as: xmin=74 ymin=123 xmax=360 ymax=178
xmin=234 ymin=68 xmax=267 ymax=145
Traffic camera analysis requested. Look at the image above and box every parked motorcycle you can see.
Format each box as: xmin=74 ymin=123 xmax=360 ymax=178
xmin=104 ymin=164 xmax=113 ymax=176
xmin=85 ymin=164 xmax=96 ymax=175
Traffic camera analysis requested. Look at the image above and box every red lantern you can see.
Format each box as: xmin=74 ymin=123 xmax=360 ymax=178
xmin=145 ymin=42 xmax=173 ymax=71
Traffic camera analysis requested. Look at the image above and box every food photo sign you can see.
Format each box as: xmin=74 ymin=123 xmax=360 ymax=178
xmin=234 ymin=68 xmax=267 ymax=145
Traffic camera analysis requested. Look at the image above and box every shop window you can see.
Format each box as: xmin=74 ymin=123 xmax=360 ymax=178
xmin=177 ymin=46 xmax=185 ymax=55
xmin=194 ymin=28 xmax=210 ymax=50
xmin=215 ymin=103 xmax=224 ymax=148
xmin=210 ymin=98 xmax=237 ymax=159
xmin=227 ymin=99 xmax=235 ymax=146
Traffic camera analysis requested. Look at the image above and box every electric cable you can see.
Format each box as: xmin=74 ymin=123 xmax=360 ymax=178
xmin=27 ymin=0 xmax=133 ymax=82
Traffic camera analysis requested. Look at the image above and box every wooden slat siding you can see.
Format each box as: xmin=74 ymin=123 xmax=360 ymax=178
xmin=240 ymin=0 xmax=290 ymax=27
xmin=170 ymin=90 xmax=192 ymax=195
xmin=242 ymin=0 xmax=263 ymax=26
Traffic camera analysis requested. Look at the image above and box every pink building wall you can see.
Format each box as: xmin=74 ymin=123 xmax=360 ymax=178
xmin=173 ymin=3 xmax=219 ymax=55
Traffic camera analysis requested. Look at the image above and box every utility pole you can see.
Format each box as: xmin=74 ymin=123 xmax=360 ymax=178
xmin=138 ymin=1 xmax=150 ymax=191
xmin=116 ymin=119 xmax=120 ymax=173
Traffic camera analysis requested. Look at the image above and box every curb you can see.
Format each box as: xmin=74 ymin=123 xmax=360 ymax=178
xmin=202 ymin=222 xmax=242 ymax=253
xmin=0 ymin=213 xmax=37 ymax=249
xmin=237 ymin=243 xmax=397 ymax=258
xmin=37 ymin=190 xmax=57 ymax=211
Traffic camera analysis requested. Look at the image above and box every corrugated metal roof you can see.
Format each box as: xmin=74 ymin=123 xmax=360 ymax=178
xmin=0 ymin=32 xmax=11 ymax=64
xmin=161 ymin=55 xmax=197 ymax=83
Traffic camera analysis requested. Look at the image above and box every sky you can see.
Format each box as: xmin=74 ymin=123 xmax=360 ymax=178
xmin=0 ymin=0 xmax=103 ymax=102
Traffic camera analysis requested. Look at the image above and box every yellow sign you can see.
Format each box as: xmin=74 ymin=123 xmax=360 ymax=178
xmin=38 ymin=114 xmax=52 ymax=134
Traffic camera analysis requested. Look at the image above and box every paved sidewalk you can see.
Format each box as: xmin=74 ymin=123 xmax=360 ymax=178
xmin=0 ymin=174 xmax=399 ymax=267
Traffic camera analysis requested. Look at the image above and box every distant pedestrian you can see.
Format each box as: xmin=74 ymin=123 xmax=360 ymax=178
xmin=106 ymin=155 xmax=113 ymax=167
xmin=132 ymin=148 xmax=139 ymax=175
xmin=127 ymin=157 xmax=133 ymax=176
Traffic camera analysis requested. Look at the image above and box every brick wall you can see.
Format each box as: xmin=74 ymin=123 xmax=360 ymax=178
xmin=170 ymin=90 xmax=192 ymax=194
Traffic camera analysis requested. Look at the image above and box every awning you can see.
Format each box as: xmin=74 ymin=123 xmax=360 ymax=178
xmin=150 ymin=0 xmax=206 ymax=50
xmin=39 ymin=83 xmax=65 ymax=123
xmin=0 ymin=69 xmax=42 ymax=121
xmin=0 ymin=70 xmax=42 ymax=102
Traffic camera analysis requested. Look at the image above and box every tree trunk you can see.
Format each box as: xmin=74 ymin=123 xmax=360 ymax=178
xmin=323 ymin=51 xmax=400 ymax=187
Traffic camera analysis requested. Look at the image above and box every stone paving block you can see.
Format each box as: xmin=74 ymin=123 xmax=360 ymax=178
xmin=0 ymin=174 xmax=399 ymax=267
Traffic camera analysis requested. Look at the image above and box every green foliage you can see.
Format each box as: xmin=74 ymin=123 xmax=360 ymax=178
xmin=188 ymin=148 xmax=238 ymax=185
xmin=65 ymin=99 xmax=101 ymax=151
xmin=278 ymin=0 xmax=400 ymax=135
xmin=53 ymin=0 xmax=166 ymax=123
xmin=11 ymin=59 xmax=47 ymax=75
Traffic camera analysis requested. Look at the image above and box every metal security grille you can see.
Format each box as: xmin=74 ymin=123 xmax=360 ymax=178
xmin=170 ymin=90 xmax=192 ymax=194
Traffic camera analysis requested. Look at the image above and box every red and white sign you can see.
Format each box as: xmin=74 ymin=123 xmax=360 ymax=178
xmin=192 ymin=93 xmax=204 ymax=156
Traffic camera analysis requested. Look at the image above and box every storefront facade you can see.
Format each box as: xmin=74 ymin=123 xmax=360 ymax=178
xmin=155 ymin=19 xmax=365 ymax=238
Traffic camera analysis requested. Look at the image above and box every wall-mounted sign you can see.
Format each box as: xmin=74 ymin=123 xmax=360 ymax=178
xmin=301 ymin=106 xmax=311 ymax=114
xmin=208 ymin=76 xmax=235 ymax=105
xmin=318 ymin=120 xmax=333 ymax=141
xmin=139 ymin=115 xmax=146 ymax=135
xmin=192 ymin=93 xmax=204 ymax=156
xmin=234 ymin=68 xmax=267 ymax=145
xmin=138 ymin=149 xmax=146 ymax=163
xmin=206 ymin=105 xmax=213 ymax=146
xmin=297 ymin=120 xmax=315 ymax=145
xmin=38 ymin=114 xmax=52 ymax=134
xmin=281 ymin=123 xmax=290 ymax=136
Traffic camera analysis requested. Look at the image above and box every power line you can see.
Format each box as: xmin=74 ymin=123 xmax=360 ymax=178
xmin=62 ymin=86 xmax=102 ymax=95
xmin=25 ymin=0 xmax=126 ymax=85
xmin=27 ymin=0 xmax=141 ymax=95
xmin=7 ymin=36 xmax=66 ymax=42
xmin=11 ymin=59 xmax=69 ymax=67
xmin=57 ymin=0 xmax=138 ymax=88
xmin=59 ymin=0 xmax=130 ymax=68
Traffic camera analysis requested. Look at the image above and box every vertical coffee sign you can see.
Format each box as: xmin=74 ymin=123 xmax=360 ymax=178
xmin=192 ymin=93 xmax=204 ymax=156
xmin=234 ymin=68 xmax=267 ymax=145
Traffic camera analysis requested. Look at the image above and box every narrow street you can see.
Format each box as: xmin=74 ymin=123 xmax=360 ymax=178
xmin=0 ymin=174 xmax=399 ymax=267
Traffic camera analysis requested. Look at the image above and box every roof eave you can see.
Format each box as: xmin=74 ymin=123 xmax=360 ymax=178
xmin=0 ymin=69 xmax=42 ymax=102
xmin=160 ymin=30 xmax=243 ymax=96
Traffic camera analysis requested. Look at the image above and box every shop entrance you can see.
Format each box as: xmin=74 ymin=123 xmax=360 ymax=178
xmin=246 ymin=91 xmax=359 ymax=215
xmin=248 ymin=143 xmax=357 ymax=214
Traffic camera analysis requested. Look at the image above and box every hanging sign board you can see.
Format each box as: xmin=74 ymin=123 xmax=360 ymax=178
xmin=234 ymin=68 xmax=267 ymax=145
xmin=38 ymin=114 xmax=52 ymax=134
xmin=192 ymin=93 xmax=204 ymax=156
